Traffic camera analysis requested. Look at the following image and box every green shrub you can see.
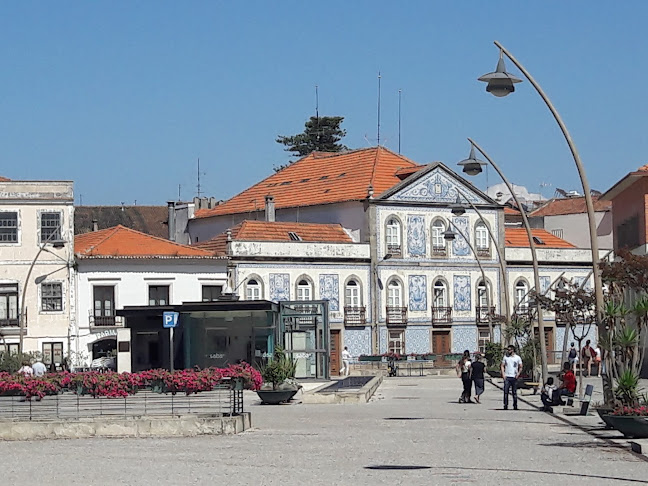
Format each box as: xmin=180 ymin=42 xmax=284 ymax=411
xmin=484 ymin=342 xmax=504 ymax=368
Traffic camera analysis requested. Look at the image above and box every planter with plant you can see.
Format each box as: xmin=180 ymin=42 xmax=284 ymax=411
xmin=257 ymin=346 xmax=301 ymax=404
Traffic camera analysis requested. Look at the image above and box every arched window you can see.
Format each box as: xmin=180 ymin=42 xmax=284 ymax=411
xmin=297 ymin=279 xmax=312 ymax=301
xmin=245 ymin=279 xmax=262 ymax=300
xmin=477 ymin=280 xmax=489 ymax=308
xmin=387 ymin=279 xmax=402 ymax=308
xmin=344 ymin=279 xmax=361 ymax=308
xmin=515 ymin=280 xmax=529 ymax=311
xmin=475 ymin=222 xmax=489 ymax=250
xmin=433 ymin=279 xmax=447 ymax=307
xmin=386 ymin=218 xmax=402 ymax=255
xmin=431 ymin=220 xmax=446 ymax=249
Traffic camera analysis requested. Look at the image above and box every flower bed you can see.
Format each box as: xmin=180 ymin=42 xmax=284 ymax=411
xmin=0 ymin=362 xmax=262 ymax=400
xmin=612 ymin=406 xmax=648 ymax=416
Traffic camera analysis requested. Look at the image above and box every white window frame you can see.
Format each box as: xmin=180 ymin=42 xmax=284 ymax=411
xmin=475 ymin=222 xmax=489 ymax=250
xmin=246 ymin=279 xmax=262 ymax=300
xmin=40 ymin=281 xmax=64 ymax=313
xmin=431 ymin=220 xmax=446 ymax=249
xmin=478 ymin=280 xmax=488 ymax=308
xmin=386 ymin=218 xmax=401 ymax=247
xmin=388 ymin=330 xmax=405 ymax=355
xmin=515 ymin=280 xmax=529 ymax=311
xmin=344 ymin=279 xmax=361 ymax=308
xmin=433 ymin=279 xmax=447 ymax=307
xmin=387 ymin=280 xmax=402 ymax=308
xmin=297 ymin=279 xmax=312 ymax=301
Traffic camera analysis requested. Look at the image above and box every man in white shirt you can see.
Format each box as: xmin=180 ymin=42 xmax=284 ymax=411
xmin=340 ymin=347 xmax=352 ymax=377
xmin=32 ymin=360 xmax=47 ymax=377
xmin=500 ymin=345 xmax=523 ymax=410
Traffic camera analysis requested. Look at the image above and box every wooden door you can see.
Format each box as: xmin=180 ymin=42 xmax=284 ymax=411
xmin=535 ymin=327 xmax=555 ymax=364
xmin=433 ymin=330 xmax=451 ymax=366
xmin=330 ymin=330 xmax=341 ymax=376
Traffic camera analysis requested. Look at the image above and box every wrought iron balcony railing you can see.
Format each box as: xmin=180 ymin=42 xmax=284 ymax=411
xmin=476 ymin=306 xmax=497 ymax=324
xmin=386 ymin=306 xmax=408 ymax=327
xmin=387 ymin=244 xmax=402 ymax=257
xmin=431 ymin=306 xmax=452 ymax=324
xmin=343 ymin=306 xmax=366 ymax=326
xmin=432 ymin=246 xmax=447 ymax=257
xmin=89 ymin=315 xmax=124 ymax=327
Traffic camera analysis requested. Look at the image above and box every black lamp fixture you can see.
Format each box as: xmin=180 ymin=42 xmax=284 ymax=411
xmin=449 ymin=195 xmax=467 ymax=216
xmin=478 ymin=50 xmax=522 ymax=97
xmin=442 ymin=228 xmax=456 ymax=241
xmin=457 ymin=145 xmax=487 ymax=176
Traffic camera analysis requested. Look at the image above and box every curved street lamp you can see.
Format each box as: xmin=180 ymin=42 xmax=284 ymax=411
xmin=458 ymin=140 xmax=548 ymax=383
xmin=451 ymin=189 xmax=511 ymax=330
xmin=478 ymin=41 xmax=608 ymax=400
xmin=443 ymin=217 xmax=494 ymax=340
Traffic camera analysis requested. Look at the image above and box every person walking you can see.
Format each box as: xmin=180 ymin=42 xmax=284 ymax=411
xmin=594 ymin=345 xmax=602 ymax=378
xmin=17 ymin=360 xmax=33 ymax=377
xmin=470 ymin=353 xmax=486 ymax=404
xmin=340 ymin=346 xmax=352 ymax=377
xmin=500 ymin=345 xmax=522 ymax=410
xmin=32 ymin=359 xmax=47 ymax=377
xmin=568 ymin=342 xmax=579 ymax=371
xmin=581 ymin=339 xmax=595 ymax=377
xmin=456 ymin=350 xmax=473 ymax=403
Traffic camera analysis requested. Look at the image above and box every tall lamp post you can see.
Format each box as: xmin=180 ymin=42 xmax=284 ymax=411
xmin=451 ymin=189 xmax=511 ymax=331
xmin=19 ymin=228 xmax=65 ymax=354
xmin=372 ymin=253 xmax=392 ymax=354
xmin=478 ymin=42 xmax=608 ymax=398
xmin=442 ymin=218 xmax=494 ymax=340
xmin=458 ymin=141 xmax=548 ymax=383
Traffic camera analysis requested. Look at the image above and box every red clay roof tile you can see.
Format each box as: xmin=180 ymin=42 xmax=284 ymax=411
xmin=505 ymin=228 xmax=575 ymax=248
xmin=194 ymin=147 xmax=420 ymax=219
xmin=530 ymin=196 xmax=611 ymax=217
xmin=0 ymin=176 xmax=10 ymax=182
xmin=75 ymin=225 xmax=216 ymax=258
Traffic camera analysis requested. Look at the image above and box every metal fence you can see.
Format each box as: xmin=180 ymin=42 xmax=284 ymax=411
xmin=0 ymin=385 xmax=244 ymax=421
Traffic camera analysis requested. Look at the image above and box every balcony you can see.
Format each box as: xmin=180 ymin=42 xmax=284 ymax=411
xmin=387 ymin=244 xmax=402 ymax=257
xmin=386 ymin=306 xmax=408 ymax=327
xmin=0 ymin=317 xmax=19 ymax=328
xmin=476 ymin=306 xmax=497 ymax=324
xmin=431 ymin=306 xmax=452 ymax=325
xmin=476 ymin=247 xmax=491 ymax=258
xmin=89 ymin=315 xmax=124 ymax=329
xmin=344 ymin=306 xmax=366 ymax=327
xmin=512 ymin=308 xmax=532 ymax=323
xmin=432 ymin=246 xmax=447 ymax=257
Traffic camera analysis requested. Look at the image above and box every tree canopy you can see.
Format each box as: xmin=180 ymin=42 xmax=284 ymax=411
xmin=275 ymin=116 xmax=348 ymax=170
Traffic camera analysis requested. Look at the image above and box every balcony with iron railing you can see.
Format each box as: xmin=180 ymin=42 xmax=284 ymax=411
xmin=0 ymin=311 xmax=22 ymax=334
xmin=512 ymin=307 xmax=532 ymax=323
xmin=343 ymin=306 xmax=366 ymax=327
xmin=430 ymin=306 xmax=452 ymax=325
xmin=386 ymin=306 xmax=408 ymax=327
xmin=431 ymin=245 xmax=447 ymax=257
xmin=476 ymin=306 xmax=497 ymax=324
xmin=476 ymin=247 xmax=491 ymax=258
xmin=387 ymin=244 xmax=402 ymax=257
xmin=89 ymin=314 xmax=124 ymax=330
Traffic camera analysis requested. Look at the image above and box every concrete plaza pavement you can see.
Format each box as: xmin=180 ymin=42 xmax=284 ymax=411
xmin=0 ymin=376 xmax=646 ymax=485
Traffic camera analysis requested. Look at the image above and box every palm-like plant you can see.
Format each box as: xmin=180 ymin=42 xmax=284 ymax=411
xmin=614 ymin=369 xmax=642 ymax=407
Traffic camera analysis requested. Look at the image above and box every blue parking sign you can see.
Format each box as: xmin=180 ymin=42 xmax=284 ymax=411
xmin=163 ymin=311 xmax=179 ymax=328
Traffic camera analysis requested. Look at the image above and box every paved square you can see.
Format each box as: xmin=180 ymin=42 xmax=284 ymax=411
xmin=0 ymin=377 xmax=646 ymax=485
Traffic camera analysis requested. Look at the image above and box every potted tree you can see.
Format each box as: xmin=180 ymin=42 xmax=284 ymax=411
xmin=256 ymin=346 xmax=301 ymax=405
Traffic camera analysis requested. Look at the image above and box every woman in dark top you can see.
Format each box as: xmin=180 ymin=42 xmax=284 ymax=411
xmin=470 ymin=353 xmax=486 ymax=404
xmin=456 ymin=350 xmax=473 ymax=403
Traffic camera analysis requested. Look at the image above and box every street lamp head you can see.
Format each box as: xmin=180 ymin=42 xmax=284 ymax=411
xmin=442 ymin=229 xmax=456 ymax=241
xmin=51 ymin=240 xmax=66 ymax=249
xmin=383 ymin=253 xmax=393 ymax=261
xmin=450 ymin=195 xmax=467 ymax=216
xmin=478 ymin=55 xmax=522 ymax=98
xmin=457 ymin=145 xmax=487 ymax=176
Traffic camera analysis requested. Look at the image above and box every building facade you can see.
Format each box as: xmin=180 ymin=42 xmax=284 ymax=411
xmin=0 ymin=178 xmax=75 ymax=365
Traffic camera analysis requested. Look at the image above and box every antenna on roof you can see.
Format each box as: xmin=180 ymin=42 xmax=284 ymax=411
xmin=178 ymin=184 xmax=181 ymax=201
xmin=196 ymin=158 xmax=206 ymax=198
xmin=398 ymin=89 xmax=402 ymax=154
xmin=315 ymin=84 xmax=320 ymax=142
xmin=377 ymin=71 xmax=381 ymax=147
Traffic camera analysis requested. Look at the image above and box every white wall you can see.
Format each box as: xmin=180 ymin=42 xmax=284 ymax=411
xmin=542 ymin=212 xmax=613 ymax=250
xmin=75 ymin=258 xmax=227 ymax=365
xmin=0 ymin=181 xmax=74 ymax=356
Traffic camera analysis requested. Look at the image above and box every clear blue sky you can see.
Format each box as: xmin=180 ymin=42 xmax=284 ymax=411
xmin=2 ymin=2 xmax=647 ymax=205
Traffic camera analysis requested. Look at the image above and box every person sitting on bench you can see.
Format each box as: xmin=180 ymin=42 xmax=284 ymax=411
xmin=540 ymin=377 xmax=561 ymax=412
xmin=557 ymin=361 xmax=577 ymax=402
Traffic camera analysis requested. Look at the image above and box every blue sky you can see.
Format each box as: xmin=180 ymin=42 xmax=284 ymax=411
xmin=1 ymin=2 xmax=647 ymax=205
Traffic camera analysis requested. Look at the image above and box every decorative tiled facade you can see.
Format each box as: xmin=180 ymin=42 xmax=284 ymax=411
xmin=405 ymin=326 xmax=430 ymax=354
xmin=453 ymin=325 xmax=478 ymax=353
xmin=453 ymin=275 xmax=471 ymax=311
xmin=319 ymin=274 xmax=339 ymax=311
xmin=391 ymin=167 xmax=485 ymax=204
xmin=451 ymin=216 xmax=470 ymax=256
xmin=408 ymin=275 xmax=427 ymax=311
xmin=344 ymin=328 xmax=371 ymax=357
xmin=269 ymin=273 xmax=290 ymax=301
xmin=407 ymin=215 xmax=426 ymax=257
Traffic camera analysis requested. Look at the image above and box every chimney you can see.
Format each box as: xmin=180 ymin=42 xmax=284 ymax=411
xmin=92 ymin=219 xmax=98 ymax=232
xmin=265 ymin=195 xmax=275 ymax=222
xmin=167 ymin=201 xmax=176 ymax=241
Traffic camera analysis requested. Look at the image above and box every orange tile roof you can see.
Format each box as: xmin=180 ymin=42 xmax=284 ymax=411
xmin=0 ymin=176 xmax=11 ymax=182
xmin=194 ymin=147 xmax=420 ymax=219
xmin=194 ymin=220 xmax=354 ymax=255
xmin=530 ymin=196 xmax=611 ymax=217
xmin=505 ymin=228 xmax=576 ymax=248
xmin=504 ymin=207 xmax=521 ymax=215
xmin=75 ymin=225 xmax=217 ymax=259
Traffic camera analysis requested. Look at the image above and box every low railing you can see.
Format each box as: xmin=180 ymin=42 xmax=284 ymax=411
xmin=89 ymin=315 xmax=124 ymax=327
xmin=0 ymin=383 xmax=243 ymax=421
xmin=387 ymin=244 xmax=402 ymax=257
xmin=430 ymin=306 xmax=452 ymax=324
xmin=0 ymin=318 xmax=19 ymax=328
xmin=432 ymin=246 xmax=447 ymax=257
xmin=386 ymin=306 xmax=408 ymax=326
xmin=344 ymin=306 xmax=366 ymax=326
xmin=476 ymin=306 xmax=497 ymax=323
xmin=512 ymin=308 xmax=532 ymax=323
xmin=476 ymin=247 xmax=491 ymax=258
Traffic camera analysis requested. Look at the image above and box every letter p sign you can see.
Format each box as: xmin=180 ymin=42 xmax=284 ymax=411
xmin=163 ymin=311 xmax=179 ymax=328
